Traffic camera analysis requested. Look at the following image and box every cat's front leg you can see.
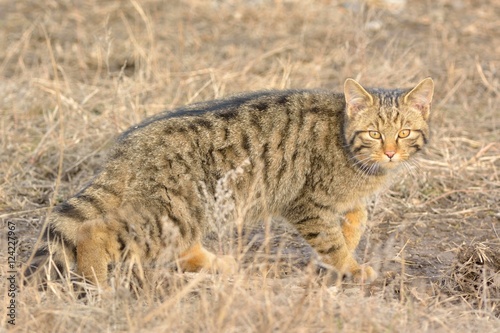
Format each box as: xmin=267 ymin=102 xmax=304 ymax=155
xmin=342 ymin=204 xmax=368 ymax=253
xmin=284 ymin=200 xmax=376 ymax=283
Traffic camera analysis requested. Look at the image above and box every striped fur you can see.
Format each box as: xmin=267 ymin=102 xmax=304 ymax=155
xmin=25 ymin=78 xmax=434 ymax=286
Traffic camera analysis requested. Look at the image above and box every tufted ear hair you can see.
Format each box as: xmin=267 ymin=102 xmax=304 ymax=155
xmin=403 ymin=77 xmax=434 ymax=120
xmin=344 ymin=78 xmax=374 ymax=119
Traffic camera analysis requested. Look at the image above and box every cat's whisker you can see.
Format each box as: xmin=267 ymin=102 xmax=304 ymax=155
xmin=351 ymin=157 xmax=374 ymax=170
xmin=408 ymin=159 xmax=422 ymax=171
xmin=400 ymin=158 xmax=419 ymax=175
xmin=368 ymin=161 xmax=379 ymax=176
xmin=400 ymin=161 xmax=415 ymax=178
xmin=349 ymin=154 xmax=382 ymax=176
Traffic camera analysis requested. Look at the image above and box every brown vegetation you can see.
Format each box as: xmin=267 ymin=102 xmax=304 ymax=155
xmin=1 ymin=0 xmax=498 ymax=331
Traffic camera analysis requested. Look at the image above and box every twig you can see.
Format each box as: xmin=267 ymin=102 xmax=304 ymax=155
xmin=458 ymin=142 xmax=497 ymax=171
xmin=475 ymin=58 xmax=499 ymax=95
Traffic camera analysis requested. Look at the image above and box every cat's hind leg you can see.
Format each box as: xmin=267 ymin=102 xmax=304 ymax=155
xmin=76 ymin=219 xmax=121 ymax=288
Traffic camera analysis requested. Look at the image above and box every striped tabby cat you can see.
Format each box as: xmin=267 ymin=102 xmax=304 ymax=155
xmin=25 ymin=78 xmax=434 ymax=287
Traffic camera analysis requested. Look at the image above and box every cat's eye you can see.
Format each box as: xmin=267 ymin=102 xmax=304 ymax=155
xmin=398 ymin=129 xmax=411 ymax=138
xmin=369 ymin=131 xmax=381 ymax=139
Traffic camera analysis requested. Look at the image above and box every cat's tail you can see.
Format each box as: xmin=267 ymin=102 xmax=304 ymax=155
xmin=23 ymin=242 xmax=77 ymax=288
xmin=24 ymin=176 xmax=125 ymax=287
xmin=23 ymin=245 xmax=54 ymax=285
xmin=23 ymin=214 xmax=80 ymax=287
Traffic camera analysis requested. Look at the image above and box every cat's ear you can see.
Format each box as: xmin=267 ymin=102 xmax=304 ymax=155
xmin=403 ymin=77 xmax=434 ymax=120
xmin=344 ymin=78 xmax=374 ymax=118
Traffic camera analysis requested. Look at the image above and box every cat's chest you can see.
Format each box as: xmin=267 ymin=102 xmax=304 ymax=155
xmin=334 ymin=172 xmax=391 ymax=211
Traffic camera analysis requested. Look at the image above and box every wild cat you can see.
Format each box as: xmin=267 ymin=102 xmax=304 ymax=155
xmin=25 ymin=78 xmax=434 ymax=287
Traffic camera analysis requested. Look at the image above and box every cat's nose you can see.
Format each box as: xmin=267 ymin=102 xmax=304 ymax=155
xmin=384 ymin=151 xmax=396 ymax=159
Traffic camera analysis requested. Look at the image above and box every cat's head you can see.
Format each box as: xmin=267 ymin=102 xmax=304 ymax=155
xmin=343 ymin=78 xmax=434 ymax=174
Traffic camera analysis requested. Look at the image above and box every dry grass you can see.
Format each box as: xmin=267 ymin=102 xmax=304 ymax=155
xmin=1 ymin=0 xmax=499 ymax=331
xmin=441 ymin=242 xmax=500 ymax=316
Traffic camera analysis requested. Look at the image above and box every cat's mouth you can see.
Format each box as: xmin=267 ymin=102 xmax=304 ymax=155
xmin=376 ymin=153 xmax=409 ymax=171
xmin=369 ymin=154 xmax=403 ymax=172
xmin=379 ymin=153 xmax=399 ymax=164
xmin=352 ymin=152 xmax=405 ymax=174
xmin=381 ymin=160 xmax=400 ymax=169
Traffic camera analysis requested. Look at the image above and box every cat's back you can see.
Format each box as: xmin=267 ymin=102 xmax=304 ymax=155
xmin=109 ymin=89 xmax=346 ymax=168
xmin=119 ymin=89 xmax=345 ymax=141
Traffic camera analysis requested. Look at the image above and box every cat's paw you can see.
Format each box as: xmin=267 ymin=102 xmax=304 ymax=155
xmin=351 ymin=265 xmax=378 ymax=283
xmin=314 ymin=261 xmax=342 ymax=285
xmin=212 ymin=255 xmax=238 ymax=274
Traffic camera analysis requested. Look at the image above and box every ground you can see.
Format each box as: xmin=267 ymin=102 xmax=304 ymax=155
xmin=1 ymin=0 xmax=499 ymax=331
